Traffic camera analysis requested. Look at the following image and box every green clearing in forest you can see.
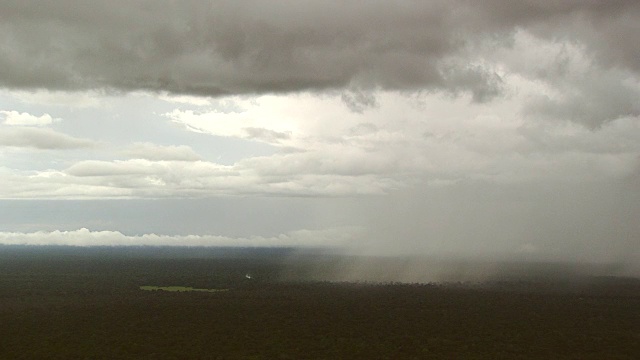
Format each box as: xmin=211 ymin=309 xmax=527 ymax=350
xmin=139 ymin=286 xmax=228 ymax=293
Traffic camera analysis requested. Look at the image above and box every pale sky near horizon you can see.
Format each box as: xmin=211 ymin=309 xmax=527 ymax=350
xmin=0 ymin=1 xmax=638 ymax=270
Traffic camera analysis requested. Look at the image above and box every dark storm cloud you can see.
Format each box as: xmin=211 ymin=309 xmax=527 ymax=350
xmin=1 ymin=0 xmax=637 ymax=99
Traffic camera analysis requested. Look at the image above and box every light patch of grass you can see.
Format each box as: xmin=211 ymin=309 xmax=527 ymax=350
xmin=139 ymin=286 xmax=228 ymax=293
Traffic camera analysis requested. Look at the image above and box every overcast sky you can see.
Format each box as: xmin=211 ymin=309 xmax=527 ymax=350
xmin=0 ymin=1 xmax=638 ymax=270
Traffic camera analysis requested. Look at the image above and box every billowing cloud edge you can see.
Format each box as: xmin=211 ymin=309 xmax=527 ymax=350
xmin=0 ymin=227 xmax=363 ymax=248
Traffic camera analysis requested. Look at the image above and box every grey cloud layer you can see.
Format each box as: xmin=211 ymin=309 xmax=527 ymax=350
xmin=1 ymin=1 xmax=637 ymax=102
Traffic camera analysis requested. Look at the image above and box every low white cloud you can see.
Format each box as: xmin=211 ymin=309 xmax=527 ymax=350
xmin=1 ymin=87 xmax=638 ymax=199
xmin=1 ymin=110 xmax=59 ymax=126
xmin=123 ymin=142 xmax=202 ymax=161
xmin=0 ymin=227 xmax=361 ymax=248
xmin=0 ymin=155 xmax=401 ymax=199
xmin=0 ymin=127 xmax=95 ymax=149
